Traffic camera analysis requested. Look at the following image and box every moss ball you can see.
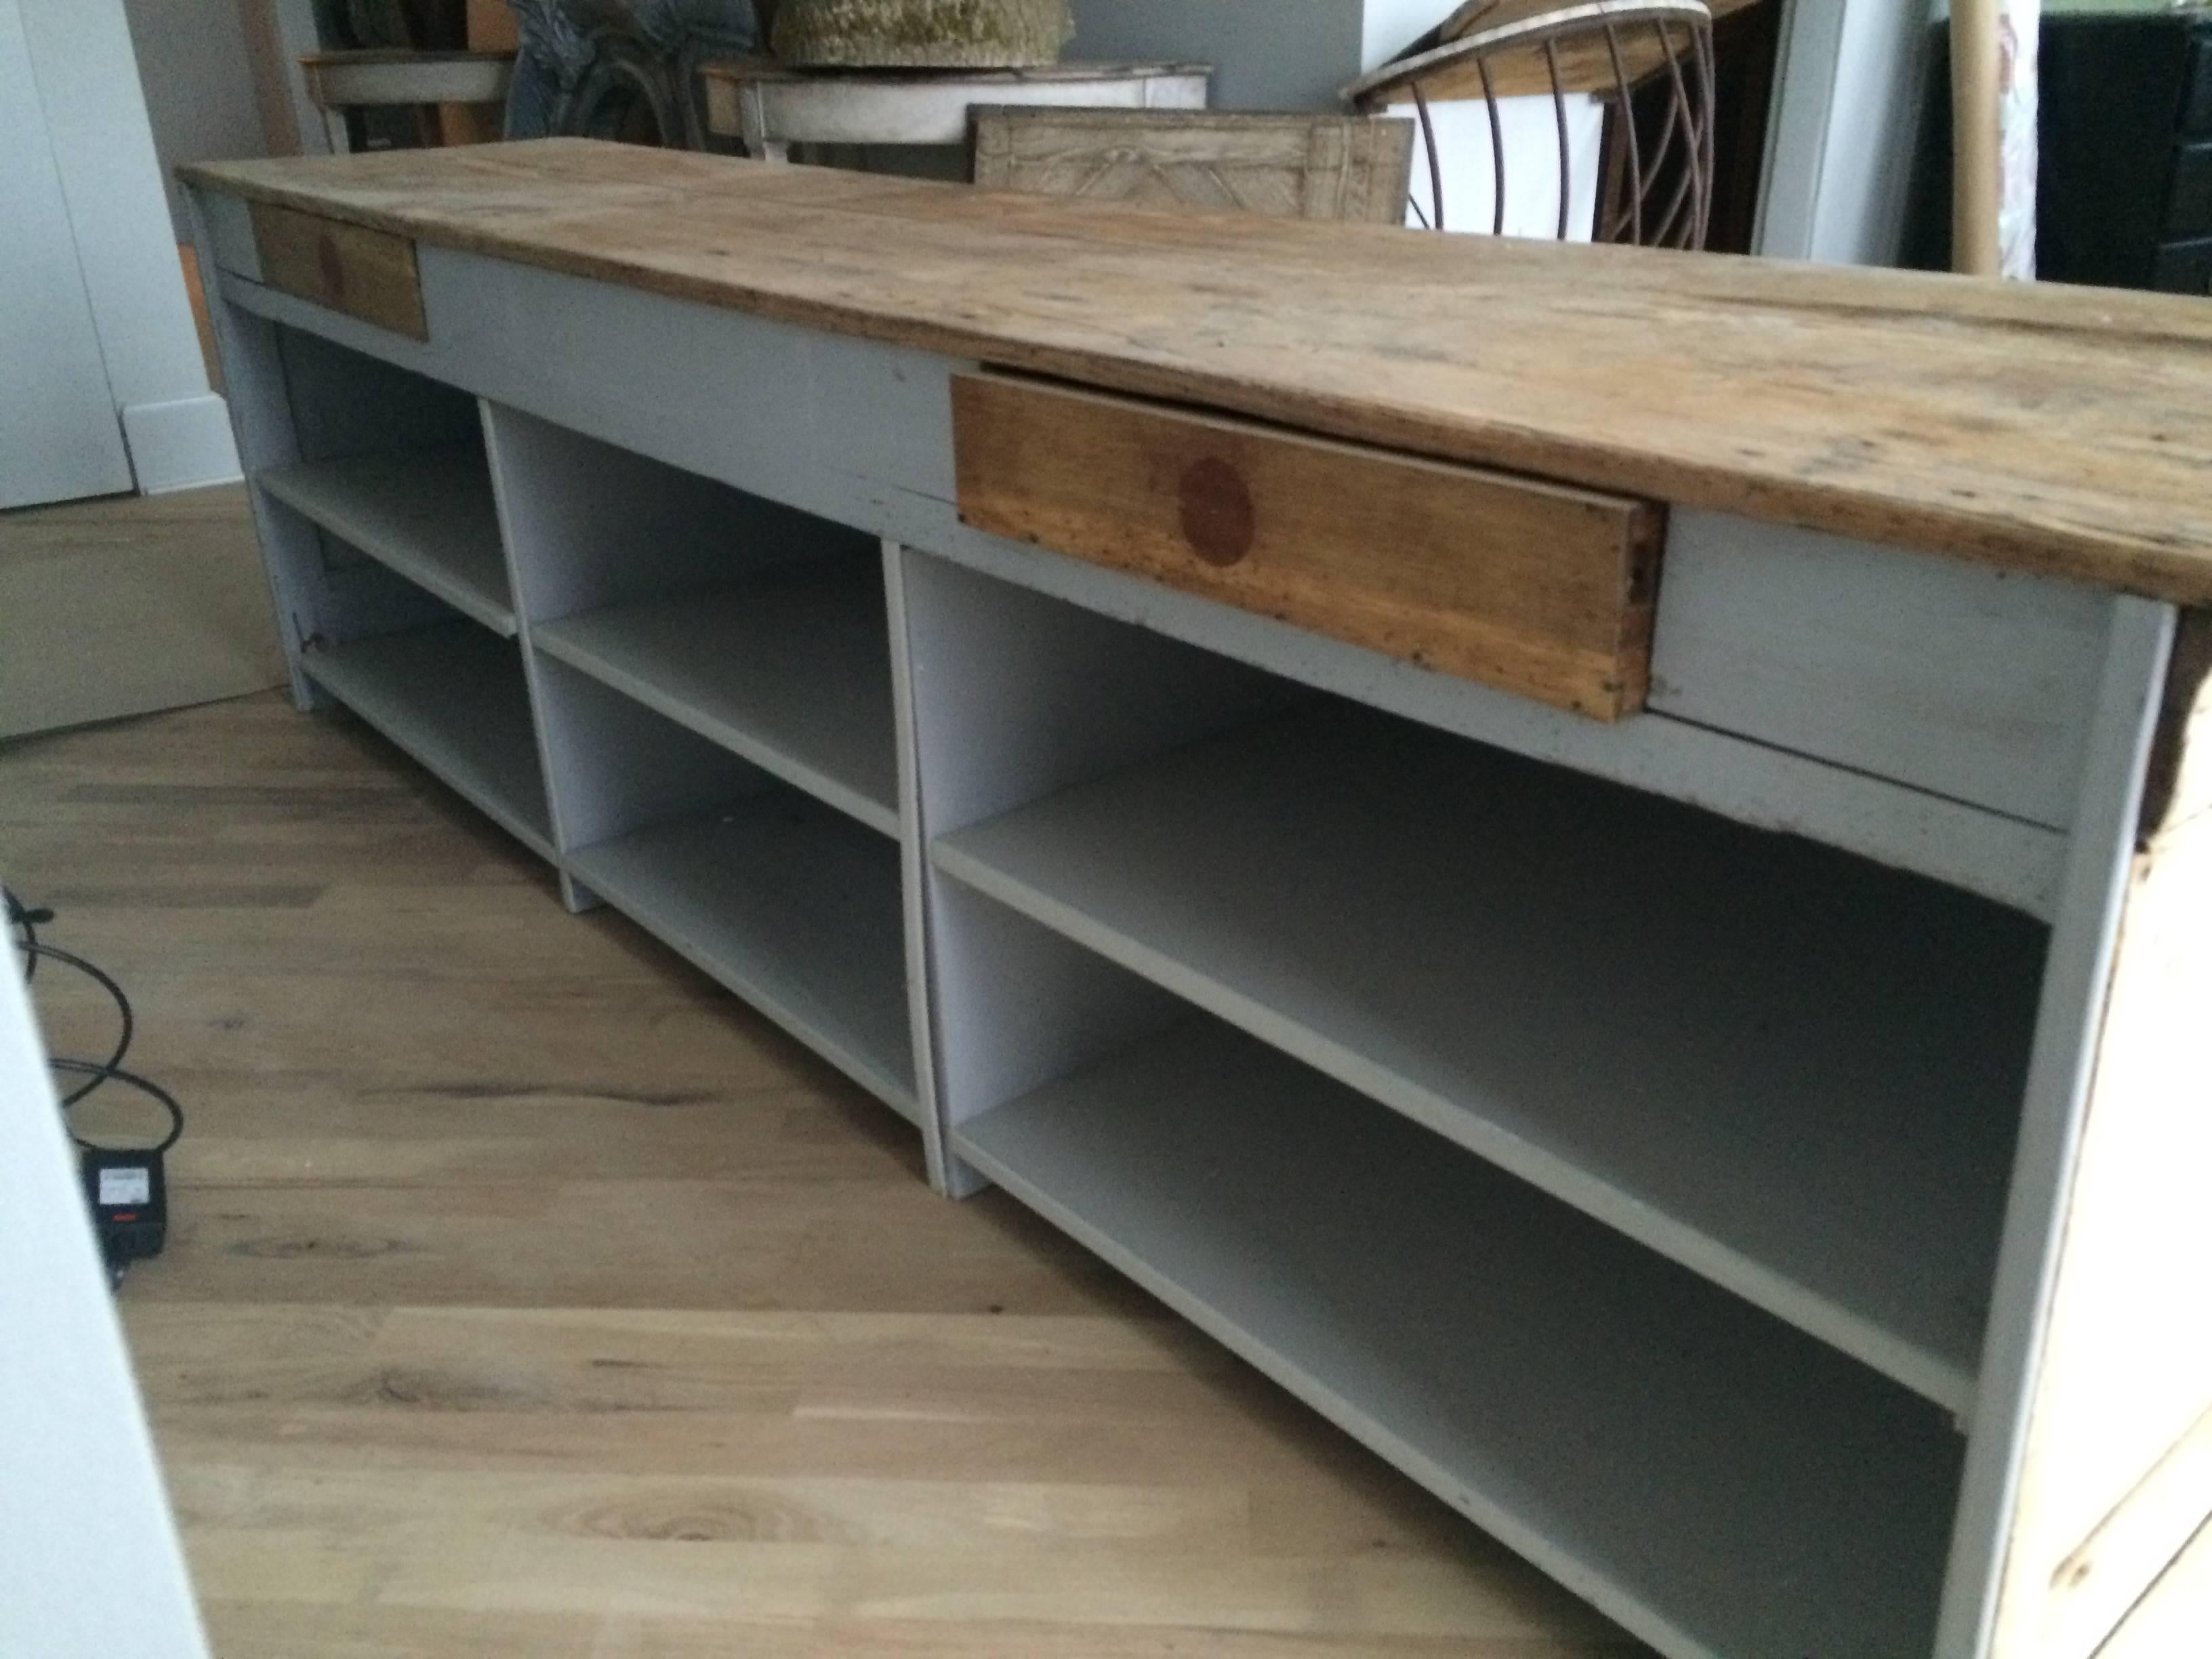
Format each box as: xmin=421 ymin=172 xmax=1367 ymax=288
xmin=773 ymin=0 xmax=1076 ymax=67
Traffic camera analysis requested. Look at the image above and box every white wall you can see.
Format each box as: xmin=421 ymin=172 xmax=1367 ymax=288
xmin=1069 ymin=0 xmax=1368 ymax=109
xmin=1758 ymin=0 xmax=1938 ymax=264
xmin=121 ymin=0 xmax=271 ymax=238
xmin=1380 ymin=94 xmax=1607 ymax=238
xmin=0 ymin=0 xmax=137 ymax=508
xmin=1359 ymin=0 xmax=1452 ymax=68
xmin=16 ymin=0 xmax=241 ymax=491
xmin=0 ymin=958 xmax=209 ymax=1659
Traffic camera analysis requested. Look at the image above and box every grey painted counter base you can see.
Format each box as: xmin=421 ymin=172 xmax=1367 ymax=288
xmin=186 ymin=175 xmax=2211 ymax=1659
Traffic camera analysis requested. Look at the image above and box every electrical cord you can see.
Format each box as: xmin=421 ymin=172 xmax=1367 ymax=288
xmin=6 ymin=884 xmax=182 ymax=1150
xmin=6 ymin=885 xmax=47 ymax=981
xmin=18 ymin=941 xmax=133 ymax=1107
xmin=47 ymin=1060 xmax=184 ymax=1155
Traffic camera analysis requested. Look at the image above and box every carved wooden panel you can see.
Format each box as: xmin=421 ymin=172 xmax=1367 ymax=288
xmin=969 ymin=108 xmax=1415 ymax=224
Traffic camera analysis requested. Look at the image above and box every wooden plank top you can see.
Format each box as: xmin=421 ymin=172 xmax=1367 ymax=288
xmin=184 ymin=139 xmax=2212 ymax=604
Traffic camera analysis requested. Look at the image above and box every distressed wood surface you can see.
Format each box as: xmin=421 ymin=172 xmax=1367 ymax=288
xmin=183 ymin=141 xmax=2212 ymax=603
xmin=971 ymin=109 xmax=1414 ymax=224
xmin=770 ymin=0 xmax=1074 ymax=68
xmin=952 ymin=373 xmax=1660 ymax=718
xmin=249 ymin=201 xmax=426 ymax=341
xmin=1986 ymin=611 xmax=2212 ymax=1658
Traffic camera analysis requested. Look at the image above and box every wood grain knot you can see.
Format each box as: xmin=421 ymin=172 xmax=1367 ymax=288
xmin=1178 ymin=455 xmax=1256 ymax=567
xmin=316 ymin=230 xmax=347 ymax=302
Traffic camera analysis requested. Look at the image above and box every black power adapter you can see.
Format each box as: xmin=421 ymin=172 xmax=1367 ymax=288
xmin=83 ymin=1147 xmax=169 ymax=1279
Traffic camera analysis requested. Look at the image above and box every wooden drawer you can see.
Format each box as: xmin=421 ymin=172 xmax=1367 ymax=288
xmin=249 ymin=203 xmax=428 ymax=341
xmin=951 ymin=373 xmax=1662 ymax=720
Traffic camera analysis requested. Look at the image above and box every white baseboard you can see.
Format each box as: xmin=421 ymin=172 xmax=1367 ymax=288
xmin=120 ymin=394 xmax=242 ymax=493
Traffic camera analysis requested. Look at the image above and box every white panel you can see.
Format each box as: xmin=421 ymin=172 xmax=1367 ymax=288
xmin=0 ymin=0 xmax=131 ymax=507
xmin=17 ymin=0 xmax=216 ymax=417
xmin=119 ymin=394 xmax=241 ymax=493
xmin=0 ymin=947 xmax=208 ymax=1659
xmin=1653 ymin=510 xmax=2113 ymax=830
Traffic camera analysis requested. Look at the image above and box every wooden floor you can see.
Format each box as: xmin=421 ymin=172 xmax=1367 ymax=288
xmin=0 ymin=484 xmax=284 ymax=740
xmin=1 ymin=691 xmax=1644 ymax=1658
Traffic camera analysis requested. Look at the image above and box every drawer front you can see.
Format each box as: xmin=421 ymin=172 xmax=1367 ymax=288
xmin=249 ymin=202 xmax=428 ymax=341
xmin=951 ymin=373 xmax=1662 ymax=720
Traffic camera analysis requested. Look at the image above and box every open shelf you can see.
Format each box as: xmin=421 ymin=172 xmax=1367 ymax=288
xmin=302 ymin=622 xmax=552 ymax=858
xmin=567 ymin=790 xmax=916 ymax=1115
xmin=532 ymin=560 xmax=899 ymax=837
xmin=955 ymin=1015 xmax=1960 ymax=1659
xmin=260 ymin=447 xmax=514 ymax=636
xmin=935 ymin=700 xmax=2045 ymax=1411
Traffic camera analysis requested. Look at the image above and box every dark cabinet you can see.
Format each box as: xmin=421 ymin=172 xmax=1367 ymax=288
xmin=1906 ymin=10 xmax=2212 ymax=291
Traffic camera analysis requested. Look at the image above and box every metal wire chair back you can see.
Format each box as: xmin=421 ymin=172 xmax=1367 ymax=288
xmin=1344 ymin=0 xmax=1718 ymax=249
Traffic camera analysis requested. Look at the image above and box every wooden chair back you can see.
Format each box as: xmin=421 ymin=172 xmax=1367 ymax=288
xmin=969 ymin=108 xmax=1416 ymax=224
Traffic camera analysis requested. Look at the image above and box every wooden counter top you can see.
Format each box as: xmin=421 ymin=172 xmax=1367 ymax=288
xmin=185 ymin=139 xmax=2212 ymax=605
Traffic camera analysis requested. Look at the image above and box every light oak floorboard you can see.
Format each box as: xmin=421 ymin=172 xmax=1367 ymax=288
xmin=0 ymin=692 xmax=1635 ymax=1656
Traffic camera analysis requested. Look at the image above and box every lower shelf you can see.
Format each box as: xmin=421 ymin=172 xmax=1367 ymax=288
xmin=935 ymin=700 xmax=2040 ymax=1408
xmin=568 ymin=793 xmax=918 ymax=1117
xmin=954 ymin=1016 xmax=1961 ymax=1659
xmin=303 ymin=623 xmax=552 ymax=859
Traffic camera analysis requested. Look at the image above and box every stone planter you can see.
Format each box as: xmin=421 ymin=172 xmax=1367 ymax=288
xmin=772 ymin=0 xmax=1074 ymax=67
